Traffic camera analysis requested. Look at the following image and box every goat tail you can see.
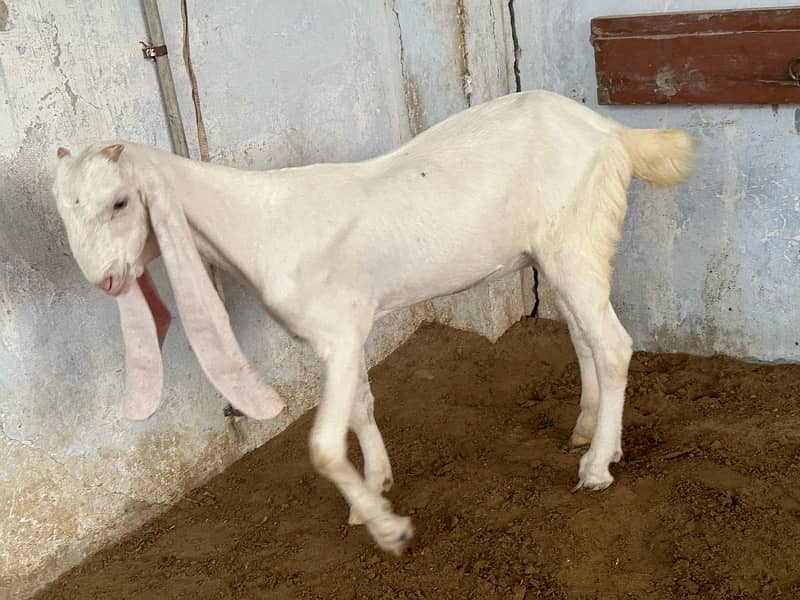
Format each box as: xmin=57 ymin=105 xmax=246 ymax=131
xmin=620 ymin=128 xmax=698 ymax=186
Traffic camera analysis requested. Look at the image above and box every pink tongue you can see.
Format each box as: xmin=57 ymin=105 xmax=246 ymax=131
xmin=137 ymin=269 xmax=171 ymax=347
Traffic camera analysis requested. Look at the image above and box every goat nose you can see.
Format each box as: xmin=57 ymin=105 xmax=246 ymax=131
xmin=99 ymin=275 xmax=113 ymax=293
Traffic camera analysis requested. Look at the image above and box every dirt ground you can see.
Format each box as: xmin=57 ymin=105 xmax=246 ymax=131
xmin=37 ymin=318 xmax=800 ymax=599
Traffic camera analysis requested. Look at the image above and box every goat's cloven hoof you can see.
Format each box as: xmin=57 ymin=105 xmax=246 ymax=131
xmin=367 ymin=514 xmax=414 ymax=556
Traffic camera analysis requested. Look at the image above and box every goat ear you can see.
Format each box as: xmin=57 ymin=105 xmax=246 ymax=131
xmin=143 ymin=189 xmax=285 ymax=419
xmin=138 ymin=269 xmax=172 ymax=349
xmin=101 ymin=143 xmax=124 ymax=163
xmin=57 ymin=147 xmax=71 ymax=159
xmin=117 ymin=276 xmax=164 ymax=420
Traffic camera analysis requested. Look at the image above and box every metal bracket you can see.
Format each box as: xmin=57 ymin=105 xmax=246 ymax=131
xmin=223 ymin=404 xmax=245 ymax=418
xmin=140 ymin=41 xmax=168 ymax=60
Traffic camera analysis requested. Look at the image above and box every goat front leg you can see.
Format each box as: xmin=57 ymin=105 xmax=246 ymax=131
xmin=348 ymin=359 xmax=394 ymax=526
xmin=310 ymin=334 xmax=412 ymax=554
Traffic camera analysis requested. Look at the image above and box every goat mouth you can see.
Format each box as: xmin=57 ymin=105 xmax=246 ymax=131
xmin=106 ymin=264 xmax=130 ymax=297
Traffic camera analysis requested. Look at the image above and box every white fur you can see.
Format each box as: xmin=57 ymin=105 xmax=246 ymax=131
xmin=53 ymin=90 xmax=696 ymax=553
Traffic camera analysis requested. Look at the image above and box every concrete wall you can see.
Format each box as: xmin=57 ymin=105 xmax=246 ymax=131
xmin=393 ymin=0 xmax=534 ymax=340
xmin=7 ymin=0 xmax=795 ymax=595
xmin=513 ymin=0 xmax=800 ymax=362
xmin=0 ymin=1 xmax=527 ymax=597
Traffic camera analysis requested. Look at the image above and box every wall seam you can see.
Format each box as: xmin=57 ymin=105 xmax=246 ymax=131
xmin=507 ymin=0 xmax=540 ymax=317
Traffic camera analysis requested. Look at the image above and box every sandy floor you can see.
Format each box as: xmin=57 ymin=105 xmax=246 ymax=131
xmin=37 ymin=318 xmax=800 ymax=599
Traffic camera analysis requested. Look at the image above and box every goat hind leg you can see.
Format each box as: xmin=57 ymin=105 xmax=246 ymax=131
xmin=556 ymin=296 xmax=601 ymax=450
xmin=551 ymin=269 xmax=632 ymax=491
xmin=575 ymin=301 xmax=631 ymax=490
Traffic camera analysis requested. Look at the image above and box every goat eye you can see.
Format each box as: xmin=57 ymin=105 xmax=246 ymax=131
xmin=113 ymin=198 xmax=128 ymax=211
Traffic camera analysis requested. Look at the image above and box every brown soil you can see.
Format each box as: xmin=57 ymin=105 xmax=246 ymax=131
xmin=37 ymin=319 xmax=800 ymax=600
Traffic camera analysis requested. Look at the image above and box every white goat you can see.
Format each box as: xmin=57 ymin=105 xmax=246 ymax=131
xmin=53 ymin=90 xmax=696 ymax=554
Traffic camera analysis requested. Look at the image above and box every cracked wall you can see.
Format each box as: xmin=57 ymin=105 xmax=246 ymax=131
xmin=0 ymin=1 xmax=529 ymax=597
xmin=391 ymin=0 xmax=534 ymax=341
xmin=512 ymin=0 xmax=800 ymax=362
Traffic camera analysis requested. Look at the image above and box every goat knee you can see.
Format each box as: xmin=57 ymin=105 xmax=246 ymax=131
xmin=309 ymin=436 xmax=346 ymax=476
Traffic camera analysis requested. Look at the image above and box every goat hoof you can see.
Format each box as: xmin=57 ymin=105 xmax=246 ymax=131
xmin=567 ymin=433 xmax=592 ymax=452
xmin=573 ymin=453 xmax=615 ymax=492
xmin=566 ymin=440 xmax=589 ymax=453
xmin=568 ymin=431 xmax=592 ymax=451
xmin=368 ymin=514 xmax=414 ymax=556
xmin=572 ymin=476 xmax=614 ymax=493
xmin=348 ymin=507 xmax=366 ymax=526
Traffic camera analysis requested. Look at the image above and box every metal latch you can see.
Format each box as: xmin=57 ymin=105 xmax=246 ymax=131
xmin=140 ymin=41 xmax=168 ymax=60
xmin=223 ymin=404 xmax=245 ymax=418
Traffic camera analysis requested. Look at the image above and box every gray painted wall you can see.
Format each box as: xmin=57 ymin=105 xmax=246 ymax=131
xmin=0 ymin=1 xmax=526 ymax=596
xmin=514 ymin=0 xmax=800 ymax=362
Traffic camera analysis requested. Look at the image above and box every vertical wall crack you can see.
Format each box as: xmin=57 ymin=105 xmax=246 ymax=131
xmin=508 ymin=0 xmax=522 ymax=94
xmin=488 ymin=1 xmax=503 ymax=86
xmin=391 ymin=0 xmax=422 ymax=136
xmin=43 ymin=15 xmax=99 ymax=112
xmin=455 ymin=0 xmax=473 ymax=106
xmin=507 ymin=0 xmax=539 ymax=316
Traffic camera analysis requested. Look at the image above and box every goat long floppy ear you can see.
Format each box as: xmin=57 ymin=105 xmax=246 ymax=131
xmin=117 ymin=276 xmax=164 ymax=420
xmin=143 ymin=188 xmax=285 ymax=420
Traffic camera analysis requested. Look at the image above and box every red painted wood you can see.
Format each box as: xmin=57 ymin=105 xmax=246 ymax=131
xmin=591 ymin=7 xmax=800 ymax=104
